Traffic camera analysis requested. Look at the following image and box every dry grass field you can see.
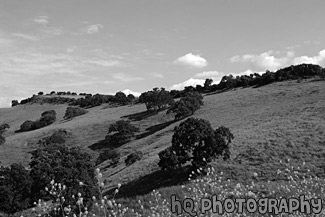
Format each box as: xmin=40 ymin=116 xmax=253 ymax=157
xmin=0 ymin=78 xmax=324 ymax=207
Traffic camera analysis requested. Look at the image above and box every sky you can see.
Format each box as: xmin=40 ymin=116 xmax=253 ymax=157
xmin=1 ymin=0 xmax=325 ymax=107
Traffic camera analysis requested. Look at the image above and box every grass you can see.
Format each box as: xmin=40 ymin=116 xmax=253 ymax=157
xmin=0 ymin=78 xmax=324 ymax=216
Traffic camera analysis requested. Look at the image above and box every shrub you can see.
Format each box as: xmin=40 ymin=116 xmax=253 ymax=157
xmin=125 ymin=151 xmax=143 ymax=166
xmin=158 ymin=118 xmax=233 ymax=170
xmin=38 ymin=129 xmax=69 ymax=146
xmin=29 ymin=143 xmax=99 ymax=206
xmin=0 ymin=163 xmax=33 ymax=215
xmin=167 ymin=92 xmax=203 ymax=120
xmin=106 ymin=120 xmax=139 ymax=146
xmin=64 ymin=106 xmax=88 ymax=119
xmin=11 ymin=100 xmax=19 ymax=107
xmin=19 ymin=120 xmax=35 ymax=132
xmin=96 ymin=149 xmax=120 ymax=166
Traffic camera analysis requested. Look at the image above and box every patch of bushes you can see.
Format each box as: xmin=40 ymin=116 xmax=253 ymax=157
xmin=18 ymin=110 xmax=56 ymax=132
xmin=38 ymin=129 xmax=69 ymax=146
xmin=96 ymin=149 xmax=120 ymax=166
xmin=63 ymin=106 xmax=88 ymax=119
xmin=125 ymin=151 xmax=143 ymax=166
xmin=105 ymin=120 xmax=139 ymax=147
xmin=167 ymin=92 xmax=203 ymax=120
xmin=158 ymin=117 xmax=233 ymax=170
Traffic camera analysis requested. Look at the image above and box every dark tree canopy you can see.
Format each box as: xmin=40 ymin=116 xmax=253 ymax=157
xmin=106 ymin=120 xmax=139 ymax=147
xmin=0 ymin=163 xmax=33 ymax=215
xmin=158 ymin=118 xmax=233 ymax=170
xmin=64 ymin=106 xmax=88 ymax=119
xmin=29 ymin=144 xmax=98 ymax=206
xmin=139 ymin=88 xmax=174 ymax=111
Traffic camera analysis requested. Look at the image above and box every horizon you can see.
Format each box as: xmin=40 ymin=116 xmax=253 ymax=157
xmin=1 ymin=0 xmax=325 ymax=108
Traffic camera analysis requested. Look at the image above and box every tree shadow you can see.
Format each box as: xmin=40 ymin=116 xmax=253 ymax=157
xmin=122 ymin=110 xmax=158 ymax=121
xmin=88 ymin=139 xmax=108 ymax=151
xmin=136 ymin=119 xmax=178 ymax=140
xmin=105 ymin=166 xmax=191 ymax=198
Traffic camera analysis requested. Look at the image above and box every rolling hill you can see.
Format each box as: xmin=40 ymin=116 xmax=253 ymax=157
xmin=0 ymin=77 xmax=324 ymax=203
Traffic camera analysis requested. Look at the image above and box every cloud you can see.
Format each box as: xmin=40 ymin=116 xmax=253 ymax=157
xmin=195 ymin=71 xmax=221 ymax=78
xmin=86 ymin=59 xmax=122 ymax=67
xmin=112 ymin=73 xmax=144 ymax=82
xmin=34 ymin=16 xmax=49 ymax=25
xmin=169 ymin=78 xmax=205 ymax=90
xmin=293 ymin=50 xmax=325 ymax=65
xmin=174 ymin=53 xmax=207 ymax=68
xmin=12 ymin=33 xmax=38 ymax=41
xmin=121 ymin=89 xmax=141 ymax=97
xmin=230 ymin=49 xmax=325 ymax=71
xmin=86 ymin=24 xmax=104 ymax=34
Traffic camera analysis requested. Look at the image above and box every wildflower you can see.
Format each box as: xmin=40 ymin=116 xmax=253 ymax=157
xmin=95 ymin=168 xmax=100 ymax=173
xmin=117 ymin=183 xmax=122 ymax=188
xmin=79 ymin=181 xmax=84 ymax=186
xmin=78 ymin=192 xmax=82 ymax=197
xmin=253 ymin=172 xmax=258 ymax=177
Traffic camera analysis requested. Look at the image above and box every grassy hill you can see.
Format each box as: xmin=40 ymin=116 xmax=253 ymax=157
xmin=1 ymin=78 xmax=324 ymax=211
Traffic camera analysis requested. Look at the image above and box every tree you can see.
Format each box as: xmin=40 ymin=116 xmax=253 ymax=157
xmin=167 ymin=92 xmax=203 ymax=120
xmin=204 ymin=78 xmax=213 ymax=91
xmin=96 ymin=149 xmax=120 ymax=166
xmin=139 ymin=88 xmax=174 ymax=111
xmin=158 ymin=118 xmax=233 ymax=170
xmin=38 ymin=91 xmax=44 ymax=95
xmin=29 ymin=144 xmax=99 ymax=207
xmin=64 ymin=107 xmax=88 ymax=119
xmin=19 ymin=120 xmax=34 ymax=132
xmin=125 ymin=151 xmax=143 ymax=166
xmin=106 ymin=120 xmax=139 ymax=146
xmin=11 ymin=100 xmax=19 ymax=107
xmin=0 ymin=163 xmax=33 ymax=215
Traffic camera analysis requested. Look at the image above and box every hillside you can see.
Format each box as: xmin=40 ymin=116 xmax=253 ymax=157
xmin=0 ymin=78 xmax=324 ymax=199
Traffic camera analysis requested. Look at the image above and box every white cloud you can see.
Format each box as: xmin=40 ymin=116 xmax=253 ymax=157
xmin=174 ymin=53 xmax=207 ymax=68
xmin=230 ymin=49 xmax=325 ymax=71
xmin=86 ymin=60 xmax=121 ymax=67
xmin=86 ymin=24 xmax=104 ymax=34
xmin=121 ymin=89 xmax=141 ymax=97
xmin=293 ymin=50 xmax=325 ymax=65
xmin=12 ymin=33 xmax=38 ymax=41
xmin=112 ymin=73 xmax=144 ymax=82
xmin=169 ymin=78 xmax=205 ymax=90
xmin=195 ymin=71 xmax=220 ymax=78
xmin=34 ymin=16 xmax=49 ymax=25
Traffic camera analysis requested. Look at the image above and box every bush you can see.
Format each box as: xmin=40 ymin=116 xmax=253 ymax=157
xmin=29 ymin=143 xmax=99 ymax=206
xmin=11 ymin=100 xmax=19 ymax=107
xmin=0 ymin=163 xmax=33 ymax=215
xmin=167 ymin=92 xmax=203 ymax=120
xmin=125 ymin=151 xmax=143 ymax=166
xmin=38 ymin=129 xmax=69 ymax=146
xmin=106 ymin=120 xmax=139 ymax=146
xmin=158 ymin=118 xmax=233 ymax=170
xmin=19 ymin=120 xmax=35 ymax=132
xmin=64 ymin=106 xmax=88 ymax=119
xmin=96 ymin=149 xmax=120 ymax=166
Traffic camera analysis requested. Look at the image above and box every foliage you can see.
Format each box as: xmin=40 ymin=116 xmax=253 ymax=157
xmin=125 ymin=151 xmax=143 ymax=166
xmin=158 ymin=118 xmax=233 ymax=170
xmin=167 ymin=92 xmax=203 ymax=120
xmin=139 ymin=87 xmax=174 ymax=111
xmin=96 ymin=149 xmax=120 ymax=166
xmin=64 ymin=106 xmax=88 ymax=119
xmin=11 ymin=100 xmax=19 ymax=107
xmin=18 ymin=110 xmax=57 ymax=132
xmin=38 ymin=129 xmax=69 ymax=146
xmin=105 ymin=120 xmax=139 ymax=147
xmin=0 ymin=163 xmax=33 ymax=215
xmin=29 ymin=144 xmax=99 ymax=207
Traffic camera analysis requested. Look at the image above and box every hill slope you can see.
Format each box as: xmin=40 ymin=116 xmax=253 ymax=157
xmin=0 ymin=78 xmax=324 ymax=196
